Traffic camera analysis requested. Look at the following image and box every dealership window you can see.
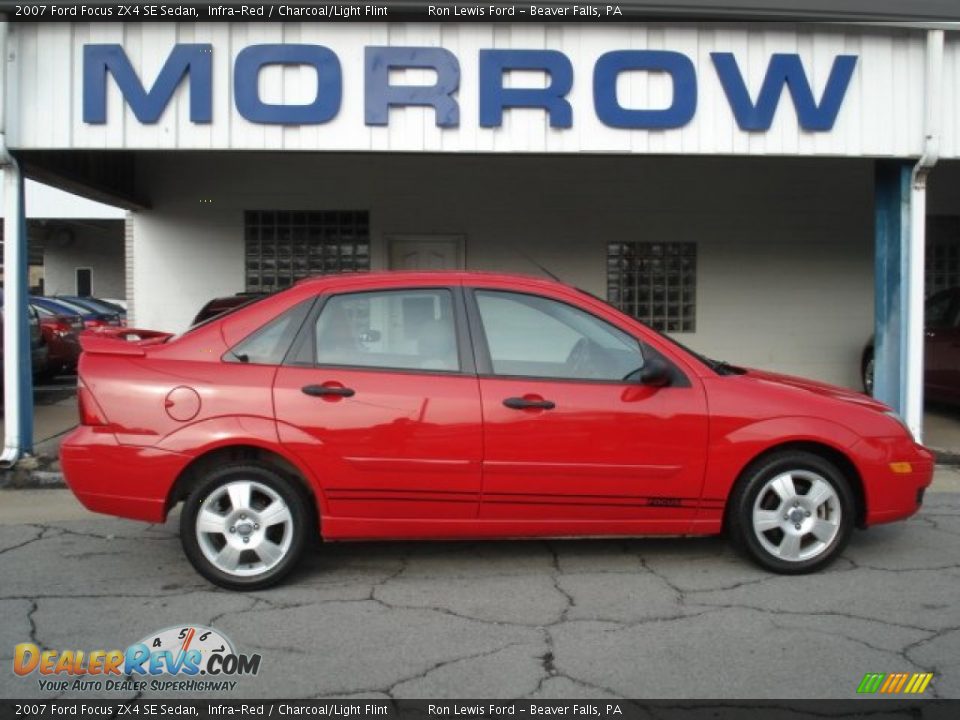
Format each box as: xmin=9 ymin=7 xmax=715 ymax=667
xmin=244 ymin=211 xmax=370 ymax=293
xmin=927 ymin=217 xmax=960 ymax=297
xmin=607 ymin=242 xmax=697 ymax=333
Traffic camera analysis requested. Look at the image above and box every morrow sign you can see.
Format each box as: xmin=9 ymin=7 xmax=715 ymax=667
xmin=83 ymin=44 xmax=858 ymax=132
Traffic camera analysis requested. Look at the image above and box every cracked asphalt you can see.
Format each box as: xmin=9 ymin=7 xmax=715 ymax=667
xmin=1 ymin=477 xmax=959 ymax=701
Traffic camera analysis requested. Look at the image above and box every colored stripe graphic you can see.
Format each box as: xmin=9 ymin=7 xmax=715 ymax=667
xmin=857 ymin=672 xmax=932 ymax=694
xmin=914 ymin=673 xmax=934 ymax=694
xmin=857 ymin=673 xmax=885 ymax=693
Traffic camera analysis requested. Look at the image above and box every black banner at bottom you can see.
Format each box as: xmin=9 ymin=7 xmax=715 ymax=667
xmin=1 ymin=700 xmax=958 ymax=720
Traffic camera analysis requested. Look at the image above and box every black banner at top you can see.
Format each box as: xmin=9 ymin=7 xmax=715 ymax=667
xmin=2 ymin=0 xmax=960 ymax=22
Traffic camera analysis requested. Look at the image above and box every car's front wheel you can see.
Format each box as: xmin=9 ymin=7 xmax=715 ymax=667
xmin=728 ymin=451 xmax=854 ymax=574
xmin=180 ymin=463 xmax=310 ymax=590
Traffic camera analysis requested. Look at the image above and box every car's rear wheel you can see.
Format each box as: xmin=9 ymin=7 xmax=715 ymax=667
xmin=728 ymin=451 xmax=854 ymax=574
xmin=180 ymin=463 xmax=310 ymax=590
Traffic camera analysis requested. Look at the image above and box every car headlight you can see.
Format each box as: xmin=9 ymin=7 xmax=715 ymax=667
xmin=883 ymin=410 xmax=915 ymax=441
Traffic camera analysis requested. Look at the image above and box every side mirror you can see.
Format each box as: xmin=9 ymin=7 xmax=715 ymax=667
xmin=635 ymin=358 xmax=672 ymax=388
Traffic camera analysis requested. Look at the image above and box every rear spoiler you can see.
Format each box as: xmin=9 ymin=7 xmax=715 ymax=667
xmin=79 ymin=327 xmax=174 ymax=357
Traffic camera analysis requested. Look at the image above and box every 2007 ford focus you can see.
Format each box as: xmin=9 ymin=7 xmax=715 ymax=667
xmin=60 ymin=272 xmax=933 ymax=589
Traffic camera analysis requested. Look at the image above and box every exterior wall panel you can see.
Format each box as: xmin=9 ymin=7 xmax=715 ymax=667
xmin=8 ymin=22 xmax=953 ymax=158
xmin=130 ymin=153 xmax=875 ymax=387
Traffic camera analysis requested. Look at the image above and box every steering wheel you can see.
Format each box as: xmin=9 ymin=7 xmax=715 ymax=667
xmin=566 ymin=338 xmax=593 ymax=377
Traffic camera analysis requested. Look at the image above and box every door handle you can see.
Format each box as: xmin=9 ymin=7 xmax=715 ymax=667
xmin=302 ymin=384 xmax=355 ymax=398
xmin=503 ymin=397 xmax=555 ymax=410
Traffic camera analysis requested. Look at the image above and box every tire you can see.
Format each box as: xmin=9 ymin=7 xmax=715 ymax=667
xmin=727 ymin=450 xmax=854 ymax=574
xmin=180 ymin=462 xmax=311 ymax=590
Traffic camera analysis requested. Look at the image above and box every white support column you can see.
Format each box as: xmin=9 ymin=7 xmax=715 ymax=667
xmin=904 ymin=29 xmax=944 ymax=443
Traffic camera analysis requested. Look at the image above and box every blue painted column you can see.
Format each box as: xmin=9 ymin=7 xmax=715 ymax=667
xmin=873 ymin=160 xmax=912 ymax=414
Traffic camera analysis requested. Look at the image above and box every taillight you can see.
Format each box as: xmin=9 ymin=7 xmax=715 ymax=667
xmin=77 ymin=377 xmax=108 ymax=427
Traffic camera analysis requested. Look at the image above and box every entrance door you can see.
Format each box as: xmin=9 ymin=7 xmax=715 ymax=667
xmin=468 ymin=289 xmax=709 ymax=527
xmin=388 ymin=235 xmax=465 ymax=270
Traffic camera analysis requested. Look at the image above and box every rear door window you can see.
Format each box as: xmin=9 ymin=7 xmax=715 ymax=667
xmin=305 ymin=289 xmax=460 ymax=372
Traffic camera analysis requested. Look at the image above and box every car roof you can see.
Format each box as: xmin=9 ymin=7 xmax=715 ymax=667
xmin=294 ymin=270 xmax=566 ymax=291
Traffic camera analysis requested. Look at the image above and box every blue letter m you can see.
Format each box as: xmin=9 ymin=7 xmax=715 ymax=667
xmin=711 ymin=52 xmax=857 ymax=132
xmin=84 ymin=44 xmax=212 ymax=124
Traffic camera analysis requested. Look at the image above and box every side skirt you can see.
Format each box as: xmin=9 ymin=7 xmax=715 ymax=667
xmin=320 ymin=516 xmax=723 ymax=541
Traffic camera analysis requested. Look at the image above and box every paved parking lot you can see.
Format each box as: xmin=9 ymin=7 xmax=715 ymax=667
xmin=1 ymin=478 xmax=959 ymax=701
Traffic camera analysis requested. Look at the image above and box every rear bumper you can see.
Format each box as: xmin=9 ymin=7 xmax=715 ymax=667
xmin=59 ymin=427 xmax=189 ymax=523
xmin=856 ymin=437 xmax=935 ymax=526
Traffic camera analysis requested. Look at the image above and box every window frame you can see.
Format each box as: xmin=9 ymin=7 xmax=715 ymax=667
xmin=464 ymin=287 xmax=689 ymax=387
xmin=285 ymin=285 xmax=476 ymax=377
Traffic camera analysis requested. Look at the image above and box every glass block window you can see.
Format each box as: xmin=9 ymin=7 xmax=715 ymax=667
xmin=927 ymin=216 xmax=960 ymax=297
xmin=607 ymin=242 xmax=697 ymax=333
xmin=244 ymin=211 xmax=370 ymax=293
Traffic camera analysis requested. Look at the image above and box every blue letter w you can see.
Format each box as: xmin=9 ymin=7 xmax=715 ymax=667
xmin=711 ymin=52 xmax=857 ymax=132
xmin=84 ymin=44 xmax=212 ymax=124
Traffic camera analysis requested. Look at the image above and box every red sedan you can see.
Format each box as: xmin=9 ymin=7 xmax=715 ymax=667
xmin=60 ymin=272 xmax=933 ymax=589
xmin=33 ymin=306 xmax=83 ymax=380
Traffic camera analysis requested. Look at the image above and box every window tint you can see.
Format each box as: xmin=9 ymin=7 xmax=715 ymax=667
xmin=227 ymin=299 xmax=313 ymax=365
xmin=475 ymin=291 xmax=644 ymax=381
xmin=312 ymin=289 xmax=459 ymax=372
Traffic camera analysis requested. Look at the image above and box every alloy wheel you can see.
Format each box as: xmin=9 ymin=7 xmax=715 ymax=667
xmin=751 ymin=470 xmax=842 ymax=562
xmin=195 ymin=480 xmax=294 ymax=577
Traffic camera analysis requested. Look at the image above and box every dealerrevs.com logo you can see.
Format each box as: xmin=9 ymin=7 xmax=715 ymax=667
xmin=13 ymin=625 xmax=261 ymax=693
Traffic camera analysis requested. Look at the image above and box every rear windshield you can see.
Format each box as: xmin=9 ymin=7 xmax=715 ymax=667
xmin=178 ymin=293 xmax=274 ymax=337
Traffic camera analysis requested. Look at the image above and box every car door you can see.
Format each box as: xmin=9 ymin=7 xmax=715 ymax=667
xmin=468 ymin=288 xmax=709 ymax=526
xmin=273 ymin=286 xmax=483 ymax=520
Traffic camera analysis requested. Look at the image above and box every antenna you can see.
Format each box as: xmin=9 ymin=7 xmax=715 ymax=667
xmin=515 ymin=249 xmax=563 ymax=283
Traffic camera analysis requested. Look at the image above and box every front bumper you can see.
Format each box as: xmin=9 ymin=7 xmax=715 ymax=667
xmin=855 ymin=436 xmax=935 ymax=526
xmin=59 ymin=427 xmax=189 ymax=523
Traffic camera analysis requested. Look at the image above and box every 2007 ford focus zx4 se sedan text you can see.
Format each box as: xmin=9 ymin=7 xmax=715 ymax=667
xmin=60 ymin=272 xmax=933 ymax=589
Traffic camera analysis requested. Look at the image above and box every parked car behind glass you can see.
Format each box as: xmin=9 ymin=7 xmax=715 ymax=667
xmin=0 ymin=304 xmax=48 ymax=391
xmin=32 ymin=304 xmax=82 ymax=380
xmin=61 ymin=272 xmax=933 ymax=590
xmin=862 ymin=287 xmax=960 ymax=405
xmin=32 ymin=296 xmax=121 ymax=330
xmin=54 ymin=296 xmax=126 ymax=327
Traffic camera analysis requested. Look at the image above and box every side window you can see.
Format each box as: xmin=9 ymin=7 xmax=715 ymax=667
xmin=227 ymin=299 xmax=313 ymax=365
xmin=475 ymin=291 xmax=644 ymax=381
xmin=312 ymin=289 xmax=459 ymax=372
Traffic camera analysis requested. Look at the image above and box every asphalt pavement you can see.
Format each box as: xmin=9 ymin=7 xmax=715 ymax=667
xmin=1 ymin=474 xmax=959 ymax=701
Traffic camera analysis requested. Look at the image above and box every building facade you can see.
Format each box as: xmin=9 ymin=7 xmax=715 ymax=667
xmin=3 ymin=18 xmax=960 ymax=454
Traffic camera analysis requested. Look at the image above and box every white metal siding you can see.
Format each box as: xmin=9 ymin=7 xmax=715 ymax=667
xmin=7 ymin=22 xmax=955 ymax=158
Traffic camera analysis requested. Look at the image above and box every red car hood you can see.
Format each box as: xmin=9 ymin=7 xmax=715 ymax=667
xmin=742 ymin=368 xmax=891 ymax=412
